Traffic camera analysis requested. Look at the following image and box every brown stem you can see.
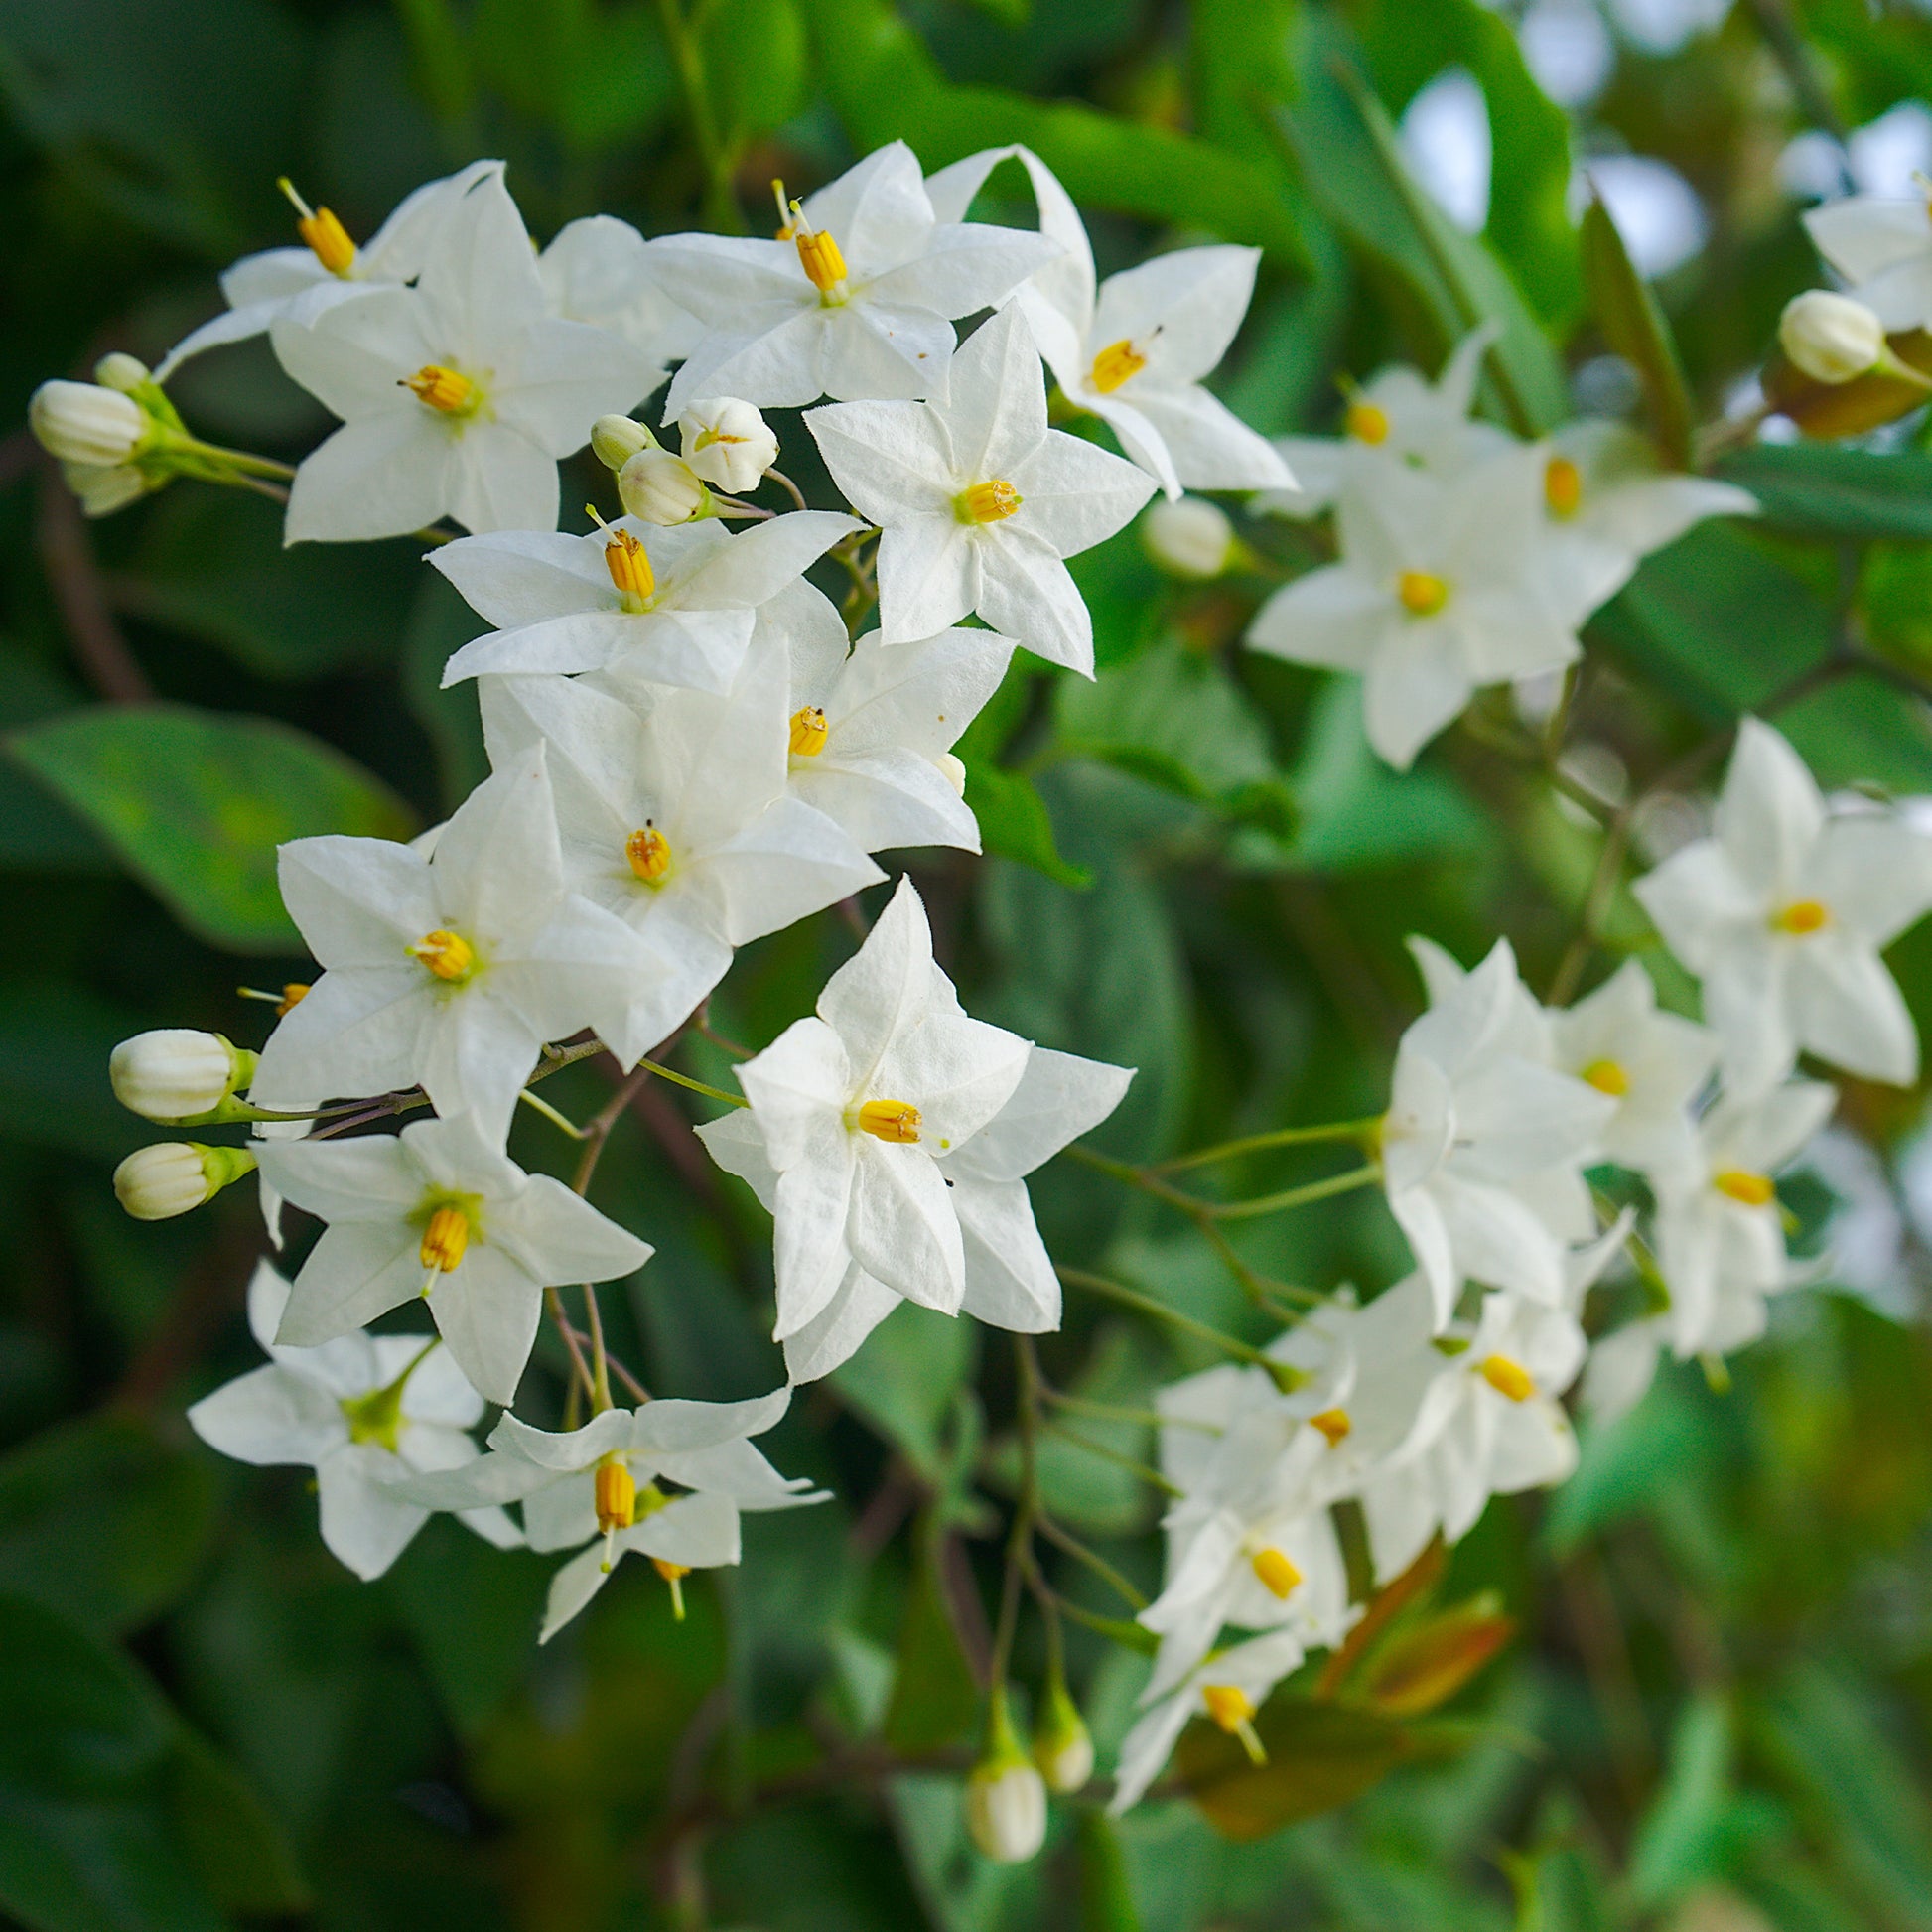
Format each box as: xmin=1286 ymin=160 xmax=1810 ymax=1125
xmin=36 ymin=464 xmax=153 ymax=703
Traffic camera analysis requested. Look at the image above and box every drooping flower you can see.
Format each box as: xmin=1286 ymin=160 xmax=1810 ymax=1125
xmin=1633 ymin=718 xmax=1932 ymax=1093
xmin=187 ymin=1261 xmax=521 ymax=1579
xmin=808 ymin=306 xmax=1156 ymax=673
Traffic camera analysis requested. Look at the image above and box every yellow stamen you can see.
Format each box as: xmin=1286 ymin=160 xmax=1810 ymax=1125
xmin=857 ymin=1100 xmax=922 ymax=1144
xmin=1773 ymin=899 xmax=1831 ymax=936
xmin=1479 ymin=1355 xmax=1535 ymax=1403
xmin=1582 ymin=1058 xmax=1629 ymax=1097
xmin=789 ymin=705 xmax=829 ymax=757
xmin=1715 ymin=1169 xmax=1776 ymax=1208
xmin=626 ymin=823 xmax=672 ymax=884
xmin=1545 ymin=455 xmax=1583 ymax=518
xmin=1251 ymin=1547 xmax=1303 ymax=1599
xmin=1201 ymin=1684 xmax=1267 ymax=1765
xmin=771 ymin=179 xmax=797 ymax=239
xmin=278 ymin=177 xmax=356 ymax=276
xmin=1090 ymin=338 xmax=1147 ymax=393
xmin=957 ymin=480 xmax=1023 ymax=524
xmin=419 ymin=1204 xmax=470 ymax=1274
xmin=1398 ymin=570 xmax=1449 ymax=617
xmin=278 ymin=982 xmax=309 ymax=1016
xmin=1309 ymin=1408 xmax=1352 ymax=1448
xmin=653 ymin=1557 xmax=690 ymax=1620
xmin=594 ymin=1456 xmax=636 ymax=1534
xmin=409 ymin=929 xmax=474 ymax=983
xmin=403 ymin=365 xmax=478 ymax=415
xmin=789 ymin=202 xmax=847 ymax=296
xmin=1345 ymin=399 xmax=1390 ymax=445
xmin=604 ymin=527 xmax=654 ymax=604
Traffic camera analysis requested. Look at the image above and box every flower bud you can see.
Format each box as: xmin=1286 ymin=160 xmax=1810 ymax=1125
xmin=619 ymin=447 xmax=708 ymax=525
xmin=1778 ymin=290 xmax=1887 ymax=385
xmin=1031 ymin=1678 xmax=1094 ymax=1794
xmin=1143 ymin=496 xmax=1235 ymax=580
xmin=113 ymin=1142 xmax=257 ymax=1221
xmin=62 ymin=462 xmax=151 ymax=518
xmin=93 ymin=352 xmax=152 ymax=395
xmin=965 ymin=1755 xmax=1047 ymax=1863
xmin=591 ymin=413 xmax=657 ymax=470
xmin=30 ymin=380 xmax=149 ymax=467
xmin=678 ymin=396 xmax=779 ymax=493
xmin=110 ymin=1030 xmax=257 ymax=1123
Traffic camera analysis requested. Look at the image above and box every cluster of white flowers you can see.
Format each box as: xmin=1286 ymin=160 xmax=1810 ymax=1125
xmin=61 ymin=142 xmax=1932 ymax=1858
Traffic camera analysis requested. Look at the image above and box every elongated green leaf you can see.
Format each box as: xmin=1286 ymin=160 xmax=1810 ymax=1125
xmin=1717 ymin=444 xmax=1932 ymax=542
xmin=881 ymin=1533 xmax=980 ymax=1752
xmin=957 ymin=665 xmax=1091 ymax=889
xmin=7 ymin=704 xmax=417 ymax=953
xmin=832 ymin=1302 xmax=977 ymax=1484
xmin=1581 ymin=193 xmax=1695 ymax=468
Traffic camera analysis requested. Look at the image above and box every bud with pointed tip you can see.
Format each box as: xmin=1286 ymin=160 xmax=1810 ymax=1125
xmin=591 ymin=413 xmax=657 ymax=470
xmin=30 ymin=381 xmax=150 ymax=467
xmin=965 ymin=1694 xmax=1048 ymax=1863
xmin=1031 ymin=1675 xmax=1094 ymax=1794
xmin=110 ymin=1030 xmax=258 ymax=1124
xmin=619 ymin=447 xmax=708 ymax=525
xmin=1778 ymin=290 xmax=1887 ymax=385
xmin=1143 ymin=496 xmax=1236 ymax=580
xmin=93 ymin=353 xmax=152 ymax=395
xmin=114 ymin=1142 xmax=258 ymax=1221
xmin=678 ymin=396 xmax=779 ymax=493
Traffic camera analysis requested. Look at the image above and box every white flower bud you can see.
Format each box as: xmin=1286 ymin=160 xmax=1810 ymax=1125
xmin=619 ymin=447 xmax=708 ymax=525
xmin=114 ymin=1142 xmax=258 ymax=1221
xmin=591 ymin=413 xmax=657 ymax=470
xmin=934 ymin=752 xmax=967 ymax=796
xmin=1779 ymin=290 xmax=1887 ymax=385
xmin=62 ymin=462 xmax=151 ymax=518
xmin=93 ymin=352 xmax=152 ymax=394
xmin=1143 ymin=496 xmax=1235 ymax=579
xmin=964 ymin=1755 xmax=1047 ymax=1863
xmin=110 ymin=1030 xmax=254 ymax=1123
xmin=678 ymin=396 xmax=779 ymax=493
xmin=30 ymin=380 xmax=149 ymax=467
xmin=1031 ymin=1681 xmax=1094 ymax=1794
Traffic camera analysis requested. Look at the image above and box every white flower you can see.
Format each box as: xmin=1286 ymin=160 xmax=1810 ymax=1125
xmin=1634 ymin=718 xmax=1932 ymax=1093
xmin=1547 ymin=960 xmax=1720 ymax=1176
xmin=393 ymin=1388 xmax=822 ymax=1640
xmin=807 ymin=306 xmax=1155 ymax=673
xmin=110 ymin=1029 xmax=254 ymax=1123
xmin=775 ymin=587 xmax=1013 ymax=854
xmin=1382 ymin=939 xmax=1615 ymax=1323
xmin=1144 ymin=496 xmax=1237 ymax=579
xmin=474 ymin=651 xmax=883 ymax=1064
xmin=1246 ymin=448 xmax=1578 ymax=769
xmin=538 ymin=212 xmax=701 ymax=384
xmin=1533 ymin=421 xmax=1756 ymax=625
xmin=965 ymin=1749 xmax=1047 ymax=1863
xmin=1802 ymin=195 xmax=1932 ymax=333
xmin=696 ymin=877 xmax=1130 ymax=1381
xmin=678 ymin=397 xmax=778 ymax=492
xmin=619 ymin=447 xmax=708 ymax=525
xmin=1652 ymin=1079 xmax=1836 ymax=1357
xmin=274 ymin=170 xmax=654 ymax=540
xmin=1108 ymin=1629 xmax=1304 ymax=1816
xmin=29 ymin=381 xmax=149 ymax=466
xmin=648 ymin=141 xmax=1058 ymax=417
xmin=1779 ymin=289 xmax=1888 ymax=383
xmin=249 ymin=746 xmax=654 ymax=1147
xmin=155 ymin=160 xmax=503 ymax=379
xmin=187 ymin=1261 xmax=520 ymax=1580
xmin=257 ymin=1112 xmax=650 ymax=1405
xmin=434 ymin=508 xmax=858 ymax=693
xmin=114 ymin=1142 xmax=256 ymax=1220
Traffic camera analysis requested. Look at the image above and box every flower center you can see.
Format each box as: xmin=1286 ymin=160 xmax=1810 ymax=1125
xmin=789 ymin=706 xmax=829 ymax=757
xmin=1345 ymin=399 xmax=1390 ymax=445
xmin=419 ymin=1203 xmax=472 ymax=1275
xmin=594 ymin=1455 xmax=636 ymax=1533
xmin=1201 ymin=1684 xmax=1267 ymax=1765
xmin=957 ymin=480 xmax=1022 ymax=524
xmin=784 ymin=198 xmax=848 ymax=302
xmin=605 ymin=527 xmax=655 ymax=608
xmin=856 ymin=1099 xmax=921 ymax=1144
xmin=626 ymin=823 xmax=672 ymax=885
xmin=409 ymin=929 xmax=474 ymax=984
xmin=1582 ymin=1058 xmax=1629 ymax=1097
xmin=403 ymin=365 xmax=479 ymax=416
xmin=1398 ymin=570 xmax=1449 ymax=617
xmin=1479 ymin=1355 xmax=1535 ymax=1402
xmin=1545 ymin=456 xmax=1583 ymax=518
xmin=1309 ymin=1407 xmax=1352 ymax=1447
xmin=278 ymin=176 xmax=355 ymax=277
xmin=1090 ymin=338 xmax=1147 ymax=394
xmin=1250 ymin=1547 xmax=1303 ymax=1599
xmin=1715 ymin=1168 xmax=1775 ymax=1207
xmin=1772 ymin=898 xmax=1831 ymax=936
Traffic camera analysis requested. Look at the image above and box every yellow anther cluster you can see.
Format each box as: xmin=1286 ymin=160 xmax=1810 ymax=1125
xmin=1090 ymin=339 xmax=1147 ymax=394
xmin=278 ymin=177 xmax=356 ymax=276
xmin=403 ymin=365 xmax=477 ymax=415
xmin=1345 ymin=399 xmax=1390 ymax=445
xmin=1545 ymin=455 xmax=1584 ymax=518
xmin=1773 ymin=898 xmax=1831 ymax=936
xmin=1398 ymin=570 xmax=1449 ymax=617
xmin=410 ymin=929 xmax=474 ymax=983
xmin=789 ymin=706 xmax=829 ymax=757
xmin=595 ymin=1457 xmax=637 ymax=1534
xmin=1201 ymin=1684 xmax=1267 ymax=1765
xmin=419 ymin=1204 xmax=471 ymax=1275
xmin=1251 ymin=1546 xmax=1303 ymax=1599
xmin=857 ymin=1099 xmax=922 ymax=1144
xmin=626 ymin=823 xmax=672 ymax=884
xmin=1715 ymin=1169 xmax=1776 ymax=1207
xmin=958 ymin=480 xmax=1023 ymax=524
xmin=1582 ymin=1058 xmax=1629 ymax=1097
xmin=791 ymin=210 xmax=848 ymax=295
xmin=604 ymin=527 xmax=654 ymax=603
xmin=1308 ymin=1408 xmax=1352 ymax=1448
xmin=1479 ymin=1354 xmax=1535 ymax=1403
xmin=276 ymin=982 xmax=310 ymax=1016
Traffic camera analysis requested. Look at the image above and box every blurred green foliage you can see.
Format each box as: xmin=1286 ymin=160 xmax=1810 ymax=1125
xmin=4 ymin=1 xmax=1932 ymax=1928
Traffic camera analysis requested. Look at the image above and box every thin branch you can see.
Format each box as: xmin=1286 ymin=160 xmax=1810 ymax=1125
xmin=36 ymin=466 xmax=153 ymax=702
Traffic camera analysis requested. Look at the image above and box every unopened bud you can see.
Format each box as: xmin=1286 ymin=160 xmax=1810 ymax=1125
xmin=591 ymin=413 xmax=657 ymax=470
xmin=110 ymin=1030 xmax=257 ymax=1123
xmin=1779 ymin=290 xmax=1887 ymax=385
xmin=114 ymin=1142 xmax=257 ymax=1221
xmin=1143 ymin=496 xmax=1235 ymax=579
xmin=62 ymin=461 xmax=152 ymax=518
xmin=966 ymin=1698 xmax=1047 ymax=1863
xmin=1031 ymin=1678 xmax=1094 ymax=1795
xmin=30 ymin=381 xmax=149 ymax=467
xmin=618 ymin=448 xmax=708 ymax=525
xmin=93 ymin=353 xmax=152 ymax=395
xmin=678 ymin=396 xmax=778 ymax=493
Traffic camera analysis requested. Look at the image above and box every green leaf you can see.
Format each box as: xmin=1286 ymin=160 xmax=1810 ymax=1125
xmin=7 ymin=704 xmax=418 ymax=953
xmin=1629 ymin=1694 xmax=1738 ymax=1905
xmin=165 ymin=1726 xmax=310 ymax=1916
xmin=956 ymin=663 xmax=1091 ymax=889
xmin=1076 ymin=1810 xmax=1142 ymax=1932
xmin=1716 ymin=443 xmax=1932 ymax=542
xmin=1356 ymin=1594 xmax=1515 ymax=1719
xmin=1544 ymin=1372 xmax=1719 ymax=1558
xmin=832 ymin=1302 xmax=978 ymax=1485
xmin=0 ymin=983 xmax=149 ymax=1163
xmin=1581 ymin=193 xmax=1695 ymax=469
xmin=881 ymin=1535 xmax=981 ymax=1753
xmin=703 ymin=0 xmax=807 ymax=146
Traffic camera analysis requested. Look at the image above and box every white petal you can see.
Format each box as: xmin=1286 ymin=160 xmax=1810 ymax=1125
xmin=188 ymin=1363 xmax=344 ymax=1467
xmin=316 ymin=1444 xmax=429 ymax=1580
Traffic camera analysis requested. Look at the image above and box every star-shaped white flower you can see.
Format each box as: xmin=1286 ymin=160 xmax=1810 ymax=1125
xmin=273 ymin=170 xmax=654 ymax=539
xmin=187 ymin=1260 xmax=521 ymax=1579
xmin=395 ymin=1389 xmax=823 ymax=1640
xmin=257 ymin=1112 xmax=650 ymax=1405
xmin=696 ymin=877 xmax=1130 ymax=1381
xmin=1381 ymin=938 xmax=1616 ymax=1323
xmin=1634 ymin=718 xmax=1932 ymax=1094
xmin=1803 ymin=195 xmax=1932 ymax=333
xmin=775 ymin=580 xmax=1013 ymax=854
xmin=1246 ymin=447 xmax=1579 ymax=769
xmin=648 ymin=141 xmax=1057 ymax=418
xmin=807 ymin=306 xmax=1155 ymax=672
xmin=155 ymin=161 xmax=503 ymax=380
xmin=250 ymin=745 xmax=655 ymax=1147
xmin=476 ymin=649 xmax=883 ymax=1064
xmin=434 ymin=509 xmax=859 ymax=693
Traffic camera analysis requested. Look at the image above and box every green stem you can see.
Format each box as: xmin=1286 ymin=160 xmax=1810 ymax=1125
xmin=1033 ymin=1513 xmax=1149 ymax=1612
xmin=517 ymin=1088 xmax=586 ymax=1139
xmin=1205 ymin=1161 xmax=1383 ymax=1223
xmin=637 ymin=1057 xmax=747 ymax=1108
xmin=1150 ymin=1116 xmax=1384 ymax=1174
xmin=1040 ymin=1386 xmax=1212 ymax=1434
xmin=1054 ymin=1266 xmax=1297 ymax=1388
xmin=655 ymin=0 xmax=741 ymax=232
xmin=1044 ymin=1422 xmax=1182 ymax=1497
